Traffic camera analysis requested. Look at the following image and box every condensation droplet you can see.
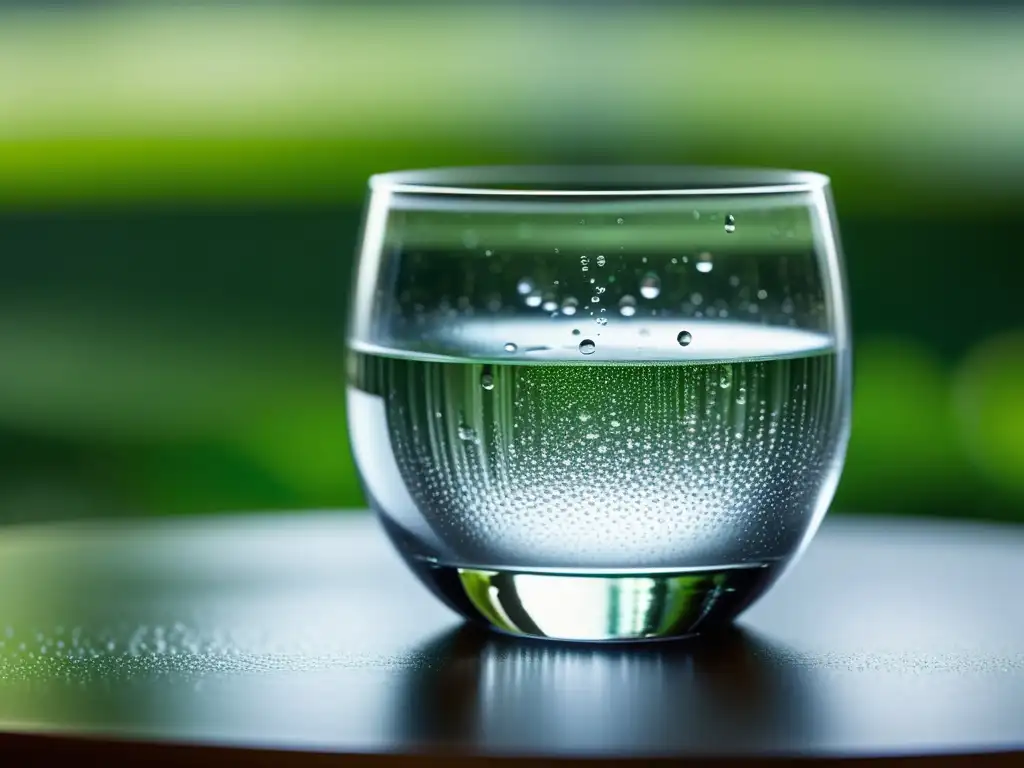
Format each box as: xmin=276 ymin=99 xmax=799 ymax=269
xmin=596 ymin=254 xmax=606 ymax=267
xmin=724 ymin=214 xmax=736 ymax=233
xmin=458 ymin=425 xmax=478 ymax=442
xmin=579 ymin=339 xmax=596 ymax=355
xmin=504 ymin=342 xmax=517 ymax=353
xmin=639 ymin=272 xmax=661 ymax=299
xmin=572 ymin=328 xmax=581 ymax=335
xmin=517 ymin=278 xmax=533 ymax=296
xmin=579 ymin=412 xmax=591 ymax=423
xmin=720 ymin=369 xmax=733 ymax=389
xmin=677 ymin=330 xmax=693 ymax=347
xmin=619 ymin=295 xmax=637 ymax=316
xmin=481 ymin=372 xmax=495 ymax=391
xmin=525 ymin=290 xmax=543 ymax=308
xmin=561 ymin=296 xmax=579 ymax=315
xmin=736 ymin=387 xmax=747 ymax=405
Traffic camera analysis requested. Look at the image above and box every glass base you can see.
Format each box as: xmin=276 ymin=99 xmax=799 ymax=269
xmin=412 ymin=560 xmax=781 ymax=642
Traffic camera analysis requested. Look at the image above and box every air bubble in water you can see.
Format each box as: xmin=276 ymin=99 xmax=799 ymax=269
xmin=724 ymin=214 xmax=736 ymax=233
xmin=525 ymin=290 xmax=543 ymax=307
xmin=504 ymin=342 xmax=517 ymax=353
xmin=561 ymin=296 xmax=579 ymax=315
xmin=639 ymin=272 xmax=661 ymax=299
xmin=579 ymin=339 xmax=596 ymax=355
xmin=481 ymin=372 xmax=494 ymax=391
xmin=677 ymin=330 xmax=693 ymax=346
xmin=517 ymin=278 xmax=533 ymax=295
xmin=696 ymin=254 xmax=713 ymax=273
xmin=619 ymin=295 xmax=637 ymax=316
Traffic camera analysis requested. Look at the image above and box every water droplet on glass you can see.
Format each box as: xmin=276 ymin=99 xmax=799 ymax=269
xmin=616 ymin=217 xmax=624 ymax=224
xmin=724 ymin=214 xmax=736 ymax=233
xmin=516 ymin=278 xmax=533 ymax=296
xmin=595 ymin=316 xmax=608 ymax=326
xmin=618 ymin=295 xmax=637 ymax=316
xmin=677 ymin=330 xmax=693 ymax=346
xmin=561 ymin=296 xmax=578 ymax=315
xmin=729 ymin=275 xmax=740 ymax=287
xmin=596 ymin=254 xmax=606 ymax=267
xmin=610 ymin=419 xmax=621 ymax=428
xmin=572 ymin=328 xmax=581 ymax=335
xmin=481 ymin=373 xmax=495 ymax=391
xmin=757 ymin=289 xmax=768 ymax=300
xmin=504 ymin=342 xmax=517 ymax=353
xmin=579 ymin=339 xmax=596 ymax=355
xmin=579 ymin=412 xmax=591 ymax=423
xmin=639 ymin=272 xmax=661 ymax=299
xmin=781 ymin=297 xmax=795 ymax=314
xmin=591 ymin=295 xmax=600 ymax=304
xmin=736 ymin=387 xmax=747 ymax=405
xmin=458 ymin=425 xmax=478 ymax=442
xmin=693 ymin=210 xmax=701 ymax=220
xmin=696 ymin=255 xmax=713 ymax=273
xmin=690 ymin=291 xmax=703 ymax=306
xmin=541 ymin=295 xmax=558 ymax=312
xmin=720 ymin=369 xmax=733 ymax=389
xmin=525 ymin=290 xmax=543 ymax=308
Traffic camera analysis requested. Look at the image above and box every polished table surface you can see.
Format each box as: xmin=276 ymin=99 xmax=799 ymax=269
xmin=1 ymin=511 xmax=1023 ymax=765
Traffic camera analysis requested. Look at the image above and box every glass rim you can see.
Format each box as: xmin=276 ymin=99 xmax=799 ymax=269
xmin=370 ymin=165 xmax=830 ymax=197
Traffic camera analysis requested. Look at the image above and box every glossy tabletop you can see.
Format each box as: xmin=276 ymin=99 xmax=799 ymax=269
xmin=1 ymin=511 xmax=1023 ymax=765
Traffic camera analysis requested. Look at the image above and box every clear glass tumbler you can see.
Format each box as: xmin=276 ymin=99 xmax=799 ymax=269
xmin=347 ymin=167 xmax=851 ymax=642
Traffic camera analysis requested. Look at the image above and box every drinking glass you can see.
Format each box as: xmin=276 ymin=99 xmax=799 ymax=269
xmin=347 ymin=167 xmax=851 ymax=642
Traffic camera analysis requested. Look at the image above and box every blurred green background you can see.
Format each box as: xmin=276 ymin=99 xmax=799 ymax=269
xmin=0 ymin=2 xmax=1022 ymax=523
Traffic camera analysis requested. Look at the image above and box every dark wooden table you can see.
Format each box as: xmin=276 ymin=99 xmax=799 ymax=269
xmin=0 ymin=511 xmax=1023 ymax=766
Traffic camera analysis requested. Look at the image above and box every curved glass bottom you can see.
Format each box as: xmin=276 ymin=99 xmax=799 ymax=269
xmin=406 ymin=558 xmax=781 ymax=642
